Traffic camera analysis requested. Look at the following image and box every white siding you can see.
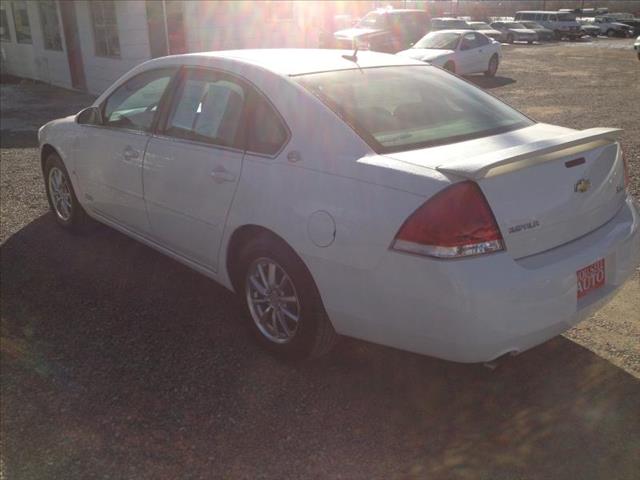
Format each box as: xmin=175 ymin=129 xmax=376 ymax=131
xmin=0 ymin=1 xmax=72 ymax=89
xmin=74 ymin=0 xmax=151 ymax=95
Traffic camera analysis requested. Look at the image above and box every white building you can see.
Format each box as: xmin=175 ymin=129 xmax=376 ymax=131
xmin=0 ymin=0 xmax=328 ymax=95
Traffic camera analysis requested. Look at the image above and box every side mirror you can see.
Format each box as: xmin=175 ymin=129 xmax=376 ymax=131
xmin=76 ymin=106 xmax=102 ymax=126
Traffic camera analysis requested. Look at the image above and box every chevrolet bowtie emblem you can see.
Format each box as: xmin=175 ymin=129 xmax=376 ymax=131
xmin=574 ymin=179 xmax=591 ymax=193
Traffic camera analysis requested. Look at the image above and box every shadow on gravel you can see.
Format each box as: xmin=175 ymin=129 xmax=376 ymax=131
xmin=467 ymin=75 xmax=516 ymax=89
xmin=2 ymin=214 xmax=640 ymax=479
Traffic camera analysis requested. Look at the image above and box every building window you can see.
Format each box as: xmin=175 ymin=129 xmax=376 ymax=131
xmin=38 ymin=0 xmax=62 ymax=50
xmin=0 ymin=3 xmax=12 ymax=42
xmin=11 ymin=1 xmax=31 ymax=43
xmin=90 ymin=1 xmax=120 ymax=58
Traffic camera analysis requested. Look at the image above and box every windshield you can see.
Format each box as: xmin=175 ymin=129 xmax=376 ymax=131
xmin=558 ymin=13 xmax=577 ymax=21
xmin=505 ymin=23 xmax=527 ymax=29
xmin=433 ymin=19 xmax=469 ymax=29
xmin=470 ymin=23 xmax=491 ymax=30
xmin=413 ymin=32 xmax=460 ymax=50
xmin=295 ymin=66 xmax=532 ymax=154
xmin=358 ymin=12 xmax=387 ymax=29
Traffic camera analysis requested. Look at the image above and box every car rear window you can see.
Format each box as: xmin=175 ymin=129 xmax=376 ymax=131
xmin=295 ymin=66 xmax=532 ymax=154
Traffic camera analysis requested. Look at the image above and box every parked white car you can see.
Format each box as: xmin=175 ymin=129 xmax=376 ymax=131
xmin=490 ymin=22 xmax=538 ymax=44
xmin=397 ymin=30 xmax=501 ymax=76
xmin=635 ymin=35 xmax=640 ymax=59
xmin=39 ymin=49 xmax=640 ymax=363
xmin=590 ymin=16 xmax=634 ymax=37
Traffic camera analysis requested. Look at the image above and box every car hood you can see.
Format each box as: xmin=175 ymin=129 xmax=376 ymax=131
xmin=396 ymin=48 xmax=454 ymax=61
xmin=334 ymin=27 xmax=384 ymax=40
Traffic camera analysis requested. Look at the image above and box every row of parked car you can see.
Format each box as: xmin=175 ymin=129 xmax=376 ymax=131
xmin=324 ymin=8 xmax=639 ymax=54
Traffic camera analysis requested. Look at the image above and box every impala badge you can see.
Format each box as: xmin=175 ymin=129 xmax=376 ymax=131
xmin=574 ymin=179 xmax=591 ymax=193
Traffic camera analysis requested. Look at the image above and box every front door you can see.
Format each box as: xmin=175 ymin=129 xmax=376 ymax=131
xmin=457 ymin=32 xmax=482 ymax=74
xmin=74 ymin=67 xmax=177 ymax=233
xmin=142 ymin=68 xmax=248 ymax=270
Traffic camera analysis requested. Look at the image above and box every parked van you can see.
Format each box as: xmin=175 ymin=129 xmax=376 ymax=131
xmin=514 ymin=11 xmax=582 ymax=40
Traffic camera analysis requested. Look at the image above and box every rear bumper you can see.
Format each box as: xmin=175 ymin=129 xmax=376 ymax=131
xmin=321 ymin=196 xmax=640 ymax=363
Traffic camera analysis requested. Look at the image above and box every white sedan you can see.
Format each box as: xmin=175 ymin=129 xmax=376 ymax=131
xmin=397 ymin=30 xmax=501 ymax=76
xmin=39 ymin=49 xmax=640 ymax=363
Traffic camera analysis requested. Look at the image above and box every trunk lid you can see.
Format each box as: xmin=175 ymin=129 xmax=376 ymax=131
xmin=385 ymin=124 xmax=626 ymax=259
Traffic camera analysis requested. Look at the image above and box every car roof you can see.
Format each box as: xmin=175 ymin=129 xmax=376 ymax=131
xmin=184 ymin=49 xmax=425 ymax=77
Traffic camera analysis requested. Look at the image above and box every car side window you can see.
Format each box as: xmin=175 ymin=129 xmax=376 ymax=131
xmin=460 ymin=33 xmax=478 ymax=50
xmin=245 ymin=93 xmax=288 ymax=156
xmin=476 ymin=33 xmax=490 ymax=46
xmin=164 ymin=68 xmax=246 ymax=149
xmin=102 ymin=68 xmax=176 ymax=132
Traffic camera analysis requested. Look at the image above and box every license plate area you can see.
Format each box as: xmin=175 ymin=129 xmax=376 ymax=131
xmin=577 ymin=259 xmax=605 ymax=299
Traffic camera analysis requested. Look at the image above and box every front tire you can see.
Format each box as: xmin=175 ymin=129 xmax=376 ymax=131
xmin=44 ymin=153 xmax=90 ymax=231
xmin=238 ymin=235 xmax=338 ymax=360
xmin=484 ymin=54 xmax=499 ymax=77
xmin=606 ymin=29 xmax=616 ymax=37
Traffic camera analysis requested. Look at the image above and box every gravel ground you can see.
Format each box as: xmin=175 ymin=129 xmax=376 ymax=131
xmin=1 ymin=39 xmax=639 ymax=479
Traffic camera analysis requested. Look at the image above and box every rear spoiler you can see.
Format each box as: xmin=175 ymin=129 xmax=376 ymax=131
xmin=436 ymin=127 xmax=622 ymax=180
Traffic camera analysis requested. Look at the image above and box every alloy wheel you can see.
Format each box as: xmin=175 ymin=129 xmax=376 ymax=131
xmin=48 ymin=167 xmax=73 ymax=221
xmin=246 ymin=257 xmax=301 ymax=344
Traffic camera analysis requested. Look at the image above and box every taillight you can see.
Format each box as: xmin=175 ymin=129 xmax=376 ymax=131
xmin=391 ymin=181 xmax=504 ymax=259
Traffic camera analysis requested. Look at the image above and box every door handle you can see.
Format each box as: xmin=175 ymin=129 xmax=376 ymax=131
xmin=123 ymin=146 xmax=139 ymax=161
xmin=210 ymin=166 xmax=236 ymax=183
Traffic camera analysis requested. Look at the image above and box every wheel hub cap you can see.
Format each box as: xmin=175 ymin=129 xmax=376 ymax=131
xmin=246 ymin=258 xmax=301 ymax=344
xmin=48 ymin=167 xmax=72 ymax=221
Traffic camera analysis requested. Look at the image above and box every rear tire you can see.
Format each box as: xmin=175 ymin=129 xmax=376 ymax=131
xmin=43 ymin=153 xmax=90 ymax=232
xmin=237 ymin=235 xmax=338 ymax=360
xmin=606 ymin=29 xmax=615 ymax=37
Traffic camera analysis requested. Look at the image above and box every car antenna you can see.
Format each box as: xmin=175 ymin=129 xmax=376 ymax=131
xmin=342 ymin=42 xmax=359 ymax=62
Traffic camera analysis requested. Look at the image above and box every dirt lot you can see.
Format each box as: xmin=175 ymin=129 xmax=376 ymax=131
xmin=1 ymin=39 xmax=639 ymax=479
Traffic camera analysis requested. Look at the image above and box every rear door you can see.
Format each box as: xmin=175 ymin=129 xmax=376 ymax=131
xmin=142 ymin=68 xmax=248 ymax=269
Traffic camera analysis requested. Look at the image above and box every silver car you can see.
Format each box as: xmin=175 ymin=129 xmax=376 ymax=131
xmin=491 ymin=21 xmax=538 ymax=44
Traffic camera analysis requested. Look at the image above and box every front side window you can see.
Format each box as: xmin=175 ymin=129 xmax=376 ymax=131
xmin=165 ymin=69 xmax=246 ymax=149
xmin=476 ymin=33 xmax=490 ymax=46
xmin=11 ymin=1 xmax=31 ymax=44
xmin=91 ymin=0 xmax=120 ymax=58
xmin=38 ymin=0 xmax=62 ymax=50
xmin=0 ymin=3 xmax=12 ymax=41
xmin=103 ymin=68 xmax=176 ymax=132
xmin=296 ymin=66 xmax=533 ymax=154
xmin=460 ymin=33 xmax=479 ymax=50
